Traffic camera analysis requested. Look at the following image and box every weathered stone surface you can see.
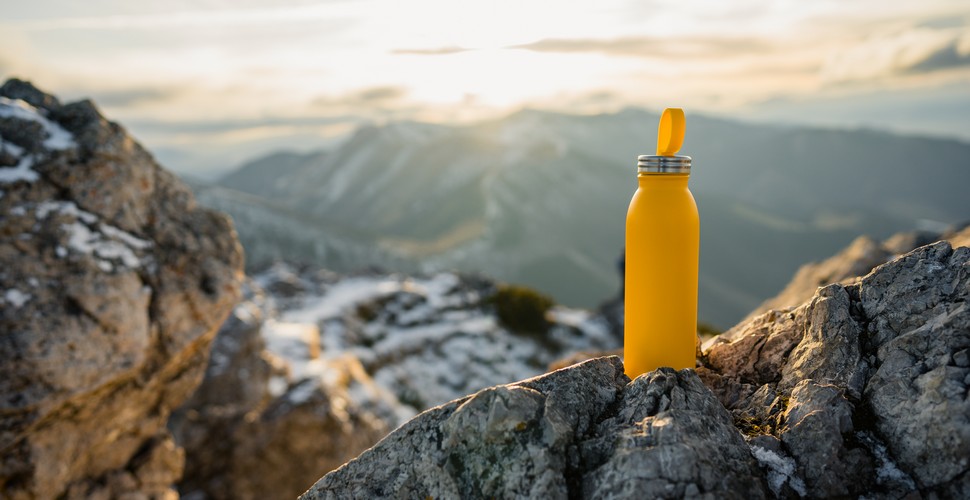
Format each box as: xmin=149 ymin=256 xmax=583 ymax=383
xmin=302 ymin=357 xmax=627 ymax=499
xmin=0 ymin=79 xmax=243 ymax=498
xmin=580 ymin=369 xmax=768 ymax=499
xmin=302 ymin=357 xmax=771 ymax=499
xmin=860 ymin=243 xmax=970 ymax=491
xmin=700 ymin=241 xmax=969 ymax=498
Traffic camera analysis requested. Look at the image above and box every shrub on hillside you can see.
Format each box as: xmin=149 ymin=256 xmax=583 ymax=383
xmin=489 ymin=284 xmax=554 ymax=334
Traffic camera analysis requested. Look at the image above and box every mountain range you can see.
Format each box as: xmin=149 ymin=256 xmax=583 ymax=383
xmin=192 ymin=107 xmax=970 ymax=328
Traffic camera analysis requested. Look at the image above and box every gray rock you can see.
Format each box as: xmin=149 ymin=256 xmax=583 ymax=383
xmin=0 ymin=79 xmax=243 ymax=499
xmin=700 ymin=241 xmax=970 ymax=498
xmin=302 ymin=357 xmax=770 ymax=499
xmin=580 ymin=369 xmax=768 ymax=499
xmin=861 ymin=243 xmax=970 ymax=490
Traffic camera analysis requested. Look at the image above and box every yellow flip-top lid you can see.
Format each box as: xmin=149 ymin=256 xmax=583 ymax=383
xmin=637 ymin=107 xmax=691 ymax=173
xmin=656 ymin=108 xmax=686 ymax=156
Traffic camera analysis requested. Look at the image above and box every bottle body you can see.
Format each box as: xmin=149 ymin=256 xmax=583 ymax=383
xmin=624 ymin=173 xmax=699 ymax=378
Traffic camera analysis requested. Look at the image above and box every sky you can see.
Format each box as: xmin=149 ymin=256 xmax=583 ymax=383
xmin=1 ymin=0 xmax=969 ymax=176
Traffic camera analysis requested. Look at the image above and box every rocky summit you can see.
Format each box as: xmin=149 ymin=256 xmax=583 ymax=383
xmin=304 ymin=241 xmax=970 ymax=499
xmin=0 ymin=79 xmax=243 ymax=498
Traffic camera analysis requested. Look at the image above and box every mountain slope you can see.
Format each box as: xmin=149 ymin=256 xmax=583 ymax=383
xmin=211 ymin=108 xmax=970 ymax=327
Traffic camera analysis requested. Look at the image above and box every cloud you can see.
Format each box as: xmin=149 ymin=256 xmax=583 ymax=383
xmin=354 ymin=86 xmax=407 ymax=103
xmin=510 ymin=36 xmax=770 ymax=59
xmin=391 ymin=46 xmax=471 ymax=55
xmin=1 ymin=3 xmax=364 ymax=31
xmin=916 ymin=15 xmax=968 ymax=30
xmin=126 ymin=114 xmax=360 ymax=135
xmin=906 ymin=39 xmax=970 ymax=73
xmin=88 ymin=87 xmax=182 ymax=107
xmin=312 ymin=86 xmax=408 ymax=108
xmin=821 ymin=27 xmax=970 ymax=83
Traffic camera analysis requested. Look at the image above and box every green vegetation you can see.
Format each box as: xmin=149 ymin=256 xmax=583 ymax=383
xmin=697 ymin=321 xmax=722 ymax=343
xmin=734 ymin=415 xmax=768 ymax=436
xmin=489 ymin=284 xmax=555 ymax=334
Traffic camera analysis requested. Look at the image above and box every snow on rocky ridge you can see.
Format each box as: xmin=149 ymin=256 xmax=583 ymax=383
xmin=252 ymin=262 xmax=616 ymax=416
xmin=0 ymin=96 xmax=76 ymax=183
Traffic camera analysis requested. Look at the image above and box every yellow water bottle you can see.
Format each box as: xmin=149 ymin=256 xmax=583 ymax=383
xmin=624 ymin=108 xmax=699 ymax=378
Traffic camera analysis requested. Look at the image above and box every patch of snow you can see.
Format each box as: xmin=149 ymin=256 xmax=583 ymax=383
xmin=255 ymin=265 xmax=618 ymax=420
xmin=27 ymin=278 xmax=39 ymax=287
xmin=1 ymin=141 xmax=24 ymax=156
xmin=268 ymin=375 xmax=288 ymax=398
xmin=287 ymin=380 xmax=318 ymax=405
xmin=0 ymin=97 xmax=75 ymax=150
xmin=394 ymin=302 xmax=436 ymax=326
xmin=233 ymin=300 xmax=259 ymax=325
xmin=3 ymin=289 xmax=31 ymax=308
xmin=36 ymin=201 xmax=151 ymax=270
xmin=262 ymin=320 xmax=321 ymax=379
xmin=0 ymin=98 xmax=76 ymax=184
xmin=283 ymin=277 xmax=401 ymax=324
xmin=414 ymin=273 xmax=459 ymax=304
xmin=100 ymin=223 xmax=152 ymax=249
xmin=62 ymin=222 xmax=142 ymax=269
xmin=0 ymin=156 xmax=39 ymax=183
xmin=37 ymin=201 xmax=97 ymax=223
xmin=10 ymin=206 xmax=26 ymax=216
xmin=750 ymin=445 xmax=807 ymax=497
xmin=373 ymin=316 xmax=496 ymax=358
xmin=548 ymin=306 xmax=589 ymax=327
xmin=856 ymin=431 xmax=916 ymax=489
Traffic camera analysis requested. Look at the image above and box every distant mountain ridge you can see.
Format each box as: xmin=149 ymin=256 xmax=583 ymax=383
xmin=207 ymin=107 xmax=970 ymax=328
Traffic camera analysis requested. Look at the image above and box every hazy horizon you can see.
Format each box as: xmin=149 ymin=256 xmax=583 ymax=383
xmin=2 ymin=0 xmax=969 ymax=175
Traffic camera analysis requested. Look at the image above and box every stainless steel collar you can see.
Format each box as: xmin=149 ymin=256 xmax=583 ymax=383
xmin=637 ymin=155 xmax=691 ymax=174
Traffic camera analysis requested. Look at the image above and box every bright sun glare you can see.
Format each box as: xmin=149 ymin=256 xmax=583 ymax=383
xmin=1 ymin=0 xmax=968 ymax=171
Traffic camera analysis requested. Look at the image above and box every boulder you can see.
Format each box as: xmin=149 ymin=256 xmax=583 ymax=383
xmin=303 ymin=240 xmax=970 ymax=499
xmin=0 ymin=79 xmax=243 ymax=498
xmin=170 ymin=280 xmax=405 ymax=500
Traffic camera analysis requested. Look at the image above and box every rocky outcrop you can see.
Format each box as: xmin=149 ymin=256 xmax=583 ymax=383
xmin=0 ymin=79 xmax=243 ymax=498
xmin=702 ymin=241 xmax=969 ymax=497
xmin=744 ymin=224 xmax=969 ymax=322
xmin=170 ymin=281 xmax=402 ymax=500
xmin=303 ymin=241 xmax=970 ymax=499
xmin=303 ymin=357 xmax=767 ymax=499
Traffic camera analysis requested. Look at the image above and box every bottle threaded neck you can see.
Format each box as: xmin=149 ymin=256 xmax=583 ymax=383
xmin=637 ymin=155 xmax=691 ymax=174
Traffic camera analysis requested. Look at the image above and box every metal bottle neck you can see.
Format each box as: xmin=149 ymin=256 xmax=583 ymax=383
xmin=637 ymin=155 xmax=691 ymax=174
